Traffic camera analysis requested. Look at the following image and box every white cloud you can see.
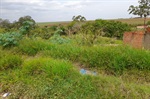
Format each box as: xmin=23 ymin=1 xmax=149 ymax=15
xmin=0 ymin=0 xmax=138 ymax=22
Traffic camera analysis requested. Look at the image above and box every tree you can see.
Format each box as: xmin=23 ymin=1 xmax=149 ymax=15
xmin=19 ymin=21 xmax=35 ymax=37
xmin=15 ymin=15 xmax=36 ymax=28
xmin=72 ymin=15 xmax=86 ymax=22
xmin=0 ymin=18 xmax=12 ymax=29
xmin=128 ymin=0 xmax=150 ymax=27
xmin=66 ymin=15 xmax=86 ymax=36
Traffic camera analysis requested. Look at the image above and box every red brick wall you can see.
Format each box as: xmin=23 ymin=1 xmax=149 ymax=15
xmin=123 ymin=31 xmax=145 ymax=49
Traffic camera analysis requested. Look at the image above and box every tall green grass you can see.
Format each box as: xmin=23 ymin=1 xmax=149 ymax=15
xmin=16 ymin=38 xmax=150 ymax=74
xmin=0 ymin=49 xmax=23 ymax=70
xmin=18 ymin=38 xmax=48 ymax=55
xmin=0 ymin=61 xmax=150 ymax=98
xmin=22 ymin=58 xmax=72 ymax=78
xmin=0 ymin=57 xmax=101 ymax=98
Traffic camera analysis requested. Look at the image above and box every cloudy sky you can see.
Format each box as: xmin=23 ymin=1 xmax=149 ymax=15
xmin=0 ymin=0 xmax=138 ymax=22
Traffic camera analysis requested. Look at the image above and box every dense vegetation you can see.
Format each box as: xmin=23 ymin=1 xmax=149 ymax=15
xmin=0 ymin=16 xmax=150 ymax=98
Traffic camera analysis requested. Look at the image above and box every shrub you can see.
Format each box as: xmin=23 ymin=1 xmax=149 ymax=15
xmin=0 ymin=32 xmax=22 ymax=48
xmin=50 ymin=35 xmax=71 ymax=44
xmin=95 ymin=19 xmax=131 ymax=39
xmin=80 ymin=19 xmax=131 ymax=41
xmin=50 ymin=28 xmax=71 ymax=44
xmin=30 ymin=27 xmax=53 ymax=39
xmin=19 ymin=21 xmax=35 ymax=37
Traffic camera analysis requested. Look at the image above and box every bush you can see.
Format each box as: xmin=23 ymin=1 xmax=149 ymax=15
xmin=19 ymin=21 xmax=35 ymax=37
xmin=50 ymin=35 xmax=71 ymax=44
xmin=30 ymin=27 xmax=53 ymax=39
xmin=0 ymin=32 xmax=22 ymax=48
xmin=95 ymin=19 xmax=131 ymax=39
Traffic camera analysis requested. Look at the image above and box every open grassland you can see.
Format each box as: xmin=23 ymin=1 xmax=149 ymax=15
xmin=113 ymin=17 xmax=150 ymax=25
xmin=0 ymin=36 xmax=150 ymax=99
xmin=37 ymin=21 xmax=70 ymax=27
xmin=37 ymin=18 xmax=150 ymax=27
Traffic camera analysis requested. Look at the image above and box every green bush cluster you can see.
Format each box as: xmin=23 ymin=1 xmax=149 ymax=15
xmin=50 ymin=29 xmax=71 ymax=44
xmin=80 ymin=19 xmax=131 ymax=39
xmin=30 ymin=27 xmax=53 ymax=39
xmin=0 ymin=32 xmax=22 ymax=48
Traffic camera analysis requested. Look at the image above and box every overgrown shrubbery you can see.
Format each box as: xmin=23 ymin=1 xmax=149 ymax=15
xmin=30 ymin=27 xmax=53 ymax=39
xmin=0 ymin=32 xmax=22 ymax=48
xmin=80 ymin=19 xmax=131 ymax=40
xmin=50 ymin=28 xmax=71 ymax=44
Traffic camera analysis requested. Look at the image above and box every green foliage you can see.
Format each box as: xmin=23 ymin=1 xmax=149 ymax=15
xmin=147 ymin=20 xmax=150 ymax=25
xmin=49 ymin=25 xmax=58 ymax=31
xmin=30 ymin=27 xmax=53 ymax=39
xmin=19 ymin=21 xmax=35 ymax=36
xmin=128 ymin=0 xmax=150 ymax=26
xmin=22 ymin=58 xmax=72 ymax=78
xmin=50 ymin=28 xmax=71 ymax=44
xmin=15 ymin=15 xmax=36 ymax=29
xmin=0 ymin=28 xmax=6 ymax=33
xmin=0 ymin=32 xmax=22 ymax=48
xmin=80 ymin=22 xmax=103 ymax=45
xmin=65 ymin=15 xmax=86 ymax=36
xmin=18 ymin=38 xmax=47 ymax=55
xmin=0 ymin=37 xmax=150 ymax=98
xmin=50 ymin=35 xmax=71 ymax=44
xmin=41 ymin=43 xmax=150 ymax=74
xmin=0 ymin=52 xmax=22 ymax=70
xmin=70 ymin=34 xmax=122 ymax=46
xmin=0 ymin=18 xmax=12 ymax=29
xmin=72 ymin=15 xmax=86 ymax=22
xmin=80 ymin=20 xmax=131 ymax=41
xmin=128 ymin=0 xmax=150 ymax=18
xmin=95 ymin=19 xmax=131 ymax=38
xmin=17 ymin=38 xmax=150 ymax=74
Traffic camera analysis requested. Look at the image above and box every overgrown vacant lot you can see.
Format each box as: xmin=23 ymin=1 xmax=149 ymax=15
xmin=0 ymin=37 xmax=150 ymax=99
xmin=0 ymin=17 xmax=150 ymax=98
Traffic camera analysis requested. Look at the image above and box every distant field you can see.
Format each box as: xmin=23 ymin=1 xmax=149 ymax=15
xmin=113 ymin=18 xmax=150 ymax=25
xmin=37 ymin=21 xmax=70 ymax=27
xmin=37 ymin=18 xmax=150 ymax=27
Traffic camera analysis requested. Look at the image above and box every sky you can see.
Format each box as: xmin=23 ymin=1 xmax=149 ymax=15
xmin=0 ymin=0 xmax=138 ymax=22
